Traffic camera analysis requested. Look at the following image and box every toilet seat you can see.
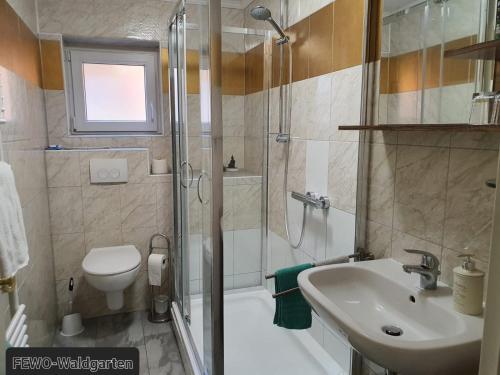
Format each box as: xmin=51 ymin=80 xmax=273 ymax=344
xmin=82 ymin=245 xmax=141 ymax=276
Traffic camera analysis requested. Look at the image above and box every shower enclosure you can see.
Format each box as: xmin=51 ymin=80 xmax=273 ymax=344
xmin=168 ymin=1 xmax=347 ymax=374
xmin=169 ymin=1 xmax=270 ymax=372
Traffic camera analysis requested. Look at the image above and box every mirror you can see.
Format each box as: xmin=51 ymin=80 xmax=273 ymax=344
xmin=376 ymin=0 xmax=484 ymax=125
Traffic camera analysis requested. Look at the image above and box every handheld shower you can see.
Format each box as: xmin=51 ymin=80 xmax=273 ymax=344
xmin=250 ymin=6 xmax=289 ymax=45
xmin=250 ymin=6 xmax=307 ymax=249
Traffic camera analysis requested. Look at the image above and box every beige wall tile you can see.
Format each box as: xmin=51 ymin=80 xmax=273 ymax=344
xmin=286 ymin=139 xmax=306 ymax=193
xmin=223 ymin=185 xmax=234 ymax=231
xmin=367 ymin=143 xmax=396 ymax=226
xmin=52 ymin=233 xmax=85 ymax=281
xmin=48 ymin=187 xmax=84 ymax=234
xmin=46 ymin=151 xmax=81 ymax=187
xmin=366 ymin=221 xmax=392 ymax=259
xmin=84 ymin=229 xmax=123 ymax=253
xmin=223 ymin=95 xmax=245 ymax=137
xmin=233 ymin=185 xmax=262 ymax=230
xmin=331 ymin=65 xmax=363 ymax=142
xmin=328 ymin=141 xmax=358 ymax=214
xmin=120 ymin=184 xmax=157 ymax=230
xmin=82 ymin=185 xmax=121 ymax=232
xmin=291 ymin=74 xmax=332 ymax=141
xmin=397 ymin=131 xmax=451 ymax=148
xmin=443 ymin=149 xmax=497 ymax=262
xmin=393 ymin=146 xmax=448 ymax=244
xmin=450 ymin=133 xmax=500 ymax=150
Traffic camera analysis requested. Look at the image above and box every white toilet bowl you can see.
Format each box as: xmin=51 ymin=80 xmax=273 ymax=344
xmin=82 ymin=245 xmax=141 ymax=310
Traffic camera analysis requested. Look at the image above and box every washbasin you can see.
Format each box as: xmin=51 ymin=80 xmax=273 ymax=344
xmin=297 ymin=259 xmax=484 ymax=375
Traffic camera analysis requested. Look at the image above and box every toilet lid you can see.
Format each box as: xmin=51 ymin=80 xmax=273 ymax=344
xmin=82 ymin=245 xmax=141 ymax=276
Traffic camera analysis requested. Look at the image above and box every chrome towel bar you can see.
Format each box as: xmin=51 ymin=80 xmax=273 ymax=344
xmin=266 ymin=255 xmax=354 ymax=299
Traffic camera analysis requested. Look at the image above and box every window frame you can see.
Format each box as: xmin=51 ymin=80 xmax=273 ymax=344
xmin=65 ymin=46 xmax=162 ymax=134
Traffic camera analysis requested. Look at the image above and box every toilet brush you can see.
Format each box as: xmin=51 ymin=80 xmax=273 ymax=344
xmin=60 ymin=277 xmax=84 ymax=337
xmin=67 ymin=277 xmax=74 ymax=315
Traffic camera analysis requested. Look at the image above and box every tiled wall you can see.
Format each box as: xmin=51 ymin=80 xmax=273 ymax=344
xmin=45 ymin=149 xmax=173 ymax=319
xmin=36 ymin=0 xmax=259 ymax=173
xmin=365 ymin=131 xmax=498 ymax=289
xmin=0 ymin=0 xmax=57 ymax=347
xmin=250 ymin=0 xmax=365 ymax=372
xmin=365 ymin=0 xmax=496 ymax=291
xmin=189 ymin=173 xmax=263 ymax=293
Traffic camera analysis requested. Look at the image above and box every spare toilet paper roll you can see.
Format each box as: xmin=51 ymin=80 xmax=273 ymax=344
xmin=152 ymin=159 xmax=168 ymax=175
xmin=148 ymin=254 xmax=167 ymax=286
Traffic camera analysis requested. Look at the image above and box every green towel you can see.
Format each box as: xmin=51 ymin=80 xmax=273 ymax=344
xmin=273 ymin=263 xmax=313 ymax=330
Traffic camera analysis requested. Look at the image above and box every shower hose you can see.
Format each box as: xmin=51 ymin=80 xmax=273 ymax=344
xmin=279 ymin=41 xmax=306 ymax=249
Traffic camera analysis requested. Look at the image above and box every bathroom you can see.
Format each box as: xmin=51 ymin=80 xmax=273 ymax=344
xmin=1 ymin=0 xmax=500 ymax=374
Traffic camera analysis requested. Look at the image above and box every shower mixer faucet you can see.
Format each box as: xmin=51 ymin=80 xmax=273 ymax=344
xmin=291 ymin=191 xmax=330 ymax=210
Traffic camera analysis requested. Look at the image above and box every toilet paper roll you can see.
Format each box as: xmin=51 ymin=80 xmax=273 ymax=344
xmin=152 ymin=159 xmax=168 ymax=175
xmin=148 ymin=254 xmax=167 ymax=286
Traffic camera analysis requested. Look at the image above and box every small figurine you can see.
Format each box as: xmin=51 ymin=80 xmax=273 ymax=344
xmin=226 ymin=155 xmax=238 ymax=171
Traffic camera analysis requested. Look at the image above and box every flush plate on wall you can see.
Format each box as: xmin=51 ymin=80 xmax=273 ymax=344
xmin=90 ymin=158 xmax=128 ymax=184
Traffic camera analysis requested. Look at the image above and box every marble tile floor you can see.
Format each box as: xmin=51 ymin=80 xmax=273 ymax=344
xmin=53 ymin=311 xmax=185 ymax=375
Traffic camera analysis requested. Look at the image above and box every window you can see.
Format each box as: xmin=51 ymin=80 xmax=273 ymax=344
xmin=65 ymin=47 xmax=161 ymax=134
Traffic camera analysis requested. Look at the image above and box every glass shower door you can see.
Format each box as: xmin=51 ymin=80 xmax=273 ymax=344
xmin=169 ymin=7 xmax=192 ymax=328
xmin=169 ymin=2 xmax=223 ymax=374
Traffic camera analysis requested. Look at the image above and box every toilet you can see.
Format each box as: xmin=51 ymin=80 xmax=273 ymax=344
xmin=82 ymin=245 xmax=141 ymax=310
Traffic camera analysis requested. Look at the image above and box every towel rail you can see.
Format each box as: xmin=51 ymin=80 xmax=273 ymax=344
xmin=0 ymin=276 xmax=19 ymax=316
xmin=267 ymin=255 xmax=358 ymax=299
xmin=265 ymin=254 xmax=354 ymax=280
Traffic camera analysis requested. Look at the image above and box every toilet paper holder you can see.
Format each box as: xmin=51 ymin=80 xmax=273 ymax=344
xmin=148 ymin=233 xmax=172 ymax=323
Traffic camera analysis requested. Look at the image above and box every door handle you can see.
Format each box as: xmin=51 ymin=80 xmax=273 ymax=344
xmin=197 ymin=171 xmax=209 ymax=204
xmin=180 ymin=161 xmax=194 ymax=188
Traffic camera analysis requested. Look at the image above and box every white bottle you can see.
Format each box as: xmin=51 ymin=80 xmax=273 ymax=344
xmin=453 ymin=254 xmax=484 ymax=316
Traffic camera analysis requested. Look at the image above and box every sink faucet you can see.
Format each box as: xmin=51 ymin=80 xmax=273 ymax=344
xmin=402 ymin=249 xmax=440 ymax=290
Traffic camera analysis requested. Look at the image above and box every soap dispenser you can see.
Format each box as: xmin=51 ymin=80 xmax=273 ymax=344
xmin=453 ymin=254 xmax=484 ymax=316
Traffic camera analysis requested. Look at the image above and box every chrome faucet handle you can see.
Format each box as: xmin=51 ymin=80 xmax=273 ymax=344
xmin=404 ymin=249 xmax=440 ymax=270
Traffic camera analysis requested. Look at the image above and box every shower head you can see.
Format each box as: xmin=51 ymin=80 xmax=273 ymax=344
xmin=250 ymin=6 xmax=289 ymax=44
xmin=250 ymin=5 xmax=272 ymax=20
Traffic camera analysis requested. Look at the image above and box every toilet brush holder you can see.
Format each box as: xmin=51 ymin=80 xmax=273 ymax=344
xmin=148 ymin=285 xmax=171 ymax=323
xmin=60 ymin=313 xmax=84 ymax=337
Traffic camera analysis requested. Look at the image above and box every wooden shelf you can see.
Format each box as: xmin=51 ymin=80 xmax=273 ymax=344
xmin=338 ymin=124 xmax=500 ymax=132
xmin=444 ymin=39 xmax=500 ymax=61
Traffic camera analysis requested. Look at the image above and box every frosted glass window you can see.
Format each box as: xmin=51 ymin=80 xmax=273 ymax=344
xmin=83 ymin=63 xmax=147 ymax=122
xmin=66 ymin=47 xmax=160 ymax=134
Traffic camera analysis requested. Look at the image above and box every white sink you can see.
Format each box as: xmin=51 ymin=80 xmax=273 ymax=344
xmin=297 ymin=259 xmax=484 ymax=375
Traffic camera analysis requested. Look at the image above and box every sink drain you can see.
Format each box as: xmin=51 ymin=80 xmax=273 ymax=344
xmin=382 ymin=325 xmax=403 ymax=337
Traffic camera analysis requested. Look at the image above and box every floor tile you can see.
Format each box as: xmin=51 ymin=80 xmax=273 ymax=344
xmin=95 ymin=311 xmax=145 ymax=347
xmin=52 ymin=310 xmax=185 ymax=375
xmin=138 ymin=345 xmax=150 ymax=375
xmin=141 ymin=310 xmax=172 ymax=337
xmin=145 ymin=330 xmax=185 ymax=375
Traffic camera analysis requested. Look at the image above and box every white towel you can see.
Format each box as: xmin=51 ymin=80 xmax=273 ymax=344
xmin=0 ymin=162 xmax=29 ymax=277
